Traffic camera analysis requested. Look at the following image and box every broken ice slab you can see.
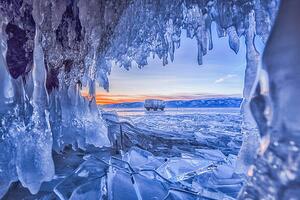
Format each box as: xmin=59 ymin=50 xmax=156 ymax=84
xmin=69 ymin=178 xmax=104 ymax=200
xmin=191 ymin=160 xmax=245 ymax=198
xmin=163 ymin=188 xmax=236 ymax=200
xmin=194 ymin=149 xmax=227 ymax=162
xmin=54 ymin=157 xmax=108 ymax=200
xmin=107 ymin=167 xmax=139 ymax=200
xmin=192 ymin=173 xmax=244 ymax=198
xmin=107 ymin=167 xmax=170 ymax=200
xmin=194 ymin=131 xmax=217 ymax=142
xmin=163 ymin=189 xmax=199 ymax=200
xmin=157 ymin=157 xmax=215 ymax=182
xmin=174 ymin=152 xmax=244 ymax=198
xmin=122 ymin=146 xmax=163 ymax=170
xmin=214 ymin=164 xmax=235 ymax=179
xmin=132 ymin=173 xmax=169 ymax=200
xmin=107 ymin=157 xmax=173 ymax=200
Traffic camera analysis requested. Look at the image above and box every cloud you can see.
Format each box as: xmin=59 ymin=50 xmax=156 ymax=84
xmin=214 ymin=74 xmax=237 ymax=84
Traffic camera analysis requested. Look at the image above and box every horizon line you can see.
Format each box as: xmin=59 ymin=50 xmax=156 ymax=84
xmin=81 ymin=92 xmax=242 ymax=105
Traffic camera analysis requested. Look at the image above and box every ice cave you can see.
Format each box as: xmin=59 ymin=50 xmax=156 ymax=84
xmin=0 ymin=0 xmax=299 ymax=199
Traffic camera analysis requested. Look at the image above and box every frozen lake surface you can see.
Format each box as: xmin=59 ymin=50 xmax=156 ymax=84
xmin=100 ymin=107 xmax=245 ymax=199
xmin=109 ymin=107 xmax=241 ymax=116
xmin=105 ymin=108 xmax=243 ymax=156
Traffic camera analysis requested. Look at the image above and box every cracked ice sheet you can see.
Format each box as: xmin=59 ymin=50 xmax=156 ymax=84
xmin=55 ymin=146 xmax=242 ymax=200
xmin=115 ymin=108 xmax=243 ymax=156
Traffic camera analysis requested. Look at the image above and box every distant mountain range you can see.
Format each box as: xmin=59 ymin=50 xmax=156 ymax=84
xmin=103 ymin=97 xmax=242 ymax=108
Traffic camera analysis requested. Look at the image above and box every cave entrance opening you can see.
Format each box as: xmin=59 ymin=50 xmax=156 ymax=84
xmin=98 ymin=26 xmax=264 ymax=160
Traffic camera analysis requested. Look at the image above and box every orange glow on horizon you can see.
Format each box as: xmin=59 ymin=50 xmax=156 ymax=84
xmin=94 ymin=94 xmax=166 ymax=105
xmin=81 ymin=90 xmax=240 ymax=105
xmin=81 ymin=91 xmax=149 ymax=105
xmin=95 ymin=95 xmax=147 ymax=105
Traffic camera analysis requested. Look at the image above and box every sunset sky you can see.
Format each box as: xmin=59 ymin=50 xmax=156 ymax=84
xmin=94 ymin=24 xmax=264 ymax=105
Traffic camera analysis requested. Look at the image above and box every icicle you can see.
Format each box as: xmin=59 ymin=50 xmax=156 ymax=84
xmin=51 ymin=0 xmax=67 ymax=30
xmin=98 ymin=68 xmax=110 ymax=92
xmin=216 ymin=24 xmax=226 ymax=38
xmin=228 ymin=26 xmax=240 ymax=54
xmin=207 ymin=26 xmax=213 ymax=50
xmin=48 ymin=90 xmax=63 ymax=152
xmin=165 ymin=19 xmax=175 ymax=62
xmin=162 ymin=54 xmax=168 ymax=66
xmin=235 ymin=11 xmax=260 ymax=175
xmin=202 ymin=14 xmax=209 ymax=56
xmin=88 ymin=79 xmax=96 ymax=98
xmin=16 ymin=27 xmax=54 ymax=194
xmin=197 ymin=40 xmax=203 ymax=65
xmin=169 ymin=41 xmax=175 ymax=62
xmin=254 ymin=0 xmax=271 ymax=44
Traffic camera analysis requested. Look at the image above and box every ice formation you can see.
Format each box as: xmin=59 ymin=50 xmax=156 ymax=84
xmin=239 ymin=1 xmax=300 ymax=198
xmin=1 ymin=0 xmax=296 ymax=199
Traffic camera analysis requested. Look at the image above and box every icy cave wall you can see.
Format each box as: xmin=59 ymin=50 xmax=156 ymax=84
xmin=0 ymin=0 xmax=282 ymax=198
xmin=240 ymin=1 xmax=300 ymax=198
